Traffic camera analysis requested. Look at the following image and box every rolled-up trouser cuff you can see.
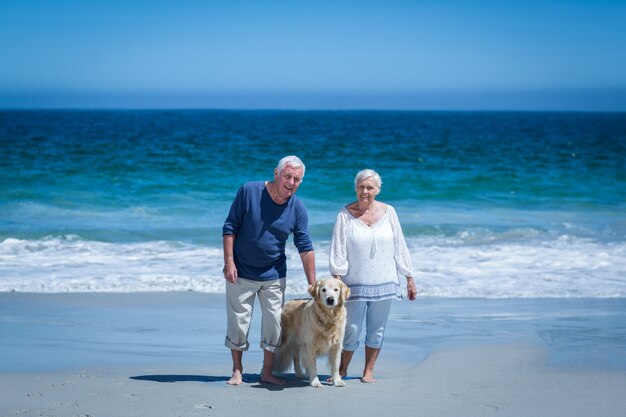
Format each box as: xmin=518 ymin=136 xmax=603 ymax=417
xmin=225 ymin=336 xmax=249 ymax=351
xmin=260 ymin=341 xmax=279 ymax=352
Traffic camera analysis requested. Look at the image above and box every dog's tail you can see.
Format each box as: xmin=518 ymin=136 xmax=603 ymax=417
xmin=272 ymin=341 xmax=294 ymax=374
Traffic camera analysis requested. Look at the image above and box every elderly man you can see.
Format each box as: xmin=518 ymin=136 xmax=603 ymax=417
xmin=222 ymin=155 xmax=316 ymax=385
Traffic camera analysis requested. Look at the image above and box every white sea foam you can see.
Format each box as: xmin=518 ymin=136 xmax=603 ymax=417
xmin=409 ymin=236 xmax=626 ymax=298
xmin=0 ymin=236 xmax=227 ymax=293
xmin=1 ymin=234 xmax=625 ymax=297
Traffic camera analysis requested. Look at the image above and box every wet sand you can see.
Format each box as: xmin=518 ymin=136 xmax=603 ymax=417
xmin=1 ymin=292 xmax=625 ymax=416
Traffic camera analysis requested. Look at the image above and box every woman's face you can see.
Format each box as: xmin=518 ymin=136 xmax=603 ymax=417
xmin=355 ymin=177 xmax=380 ymax=203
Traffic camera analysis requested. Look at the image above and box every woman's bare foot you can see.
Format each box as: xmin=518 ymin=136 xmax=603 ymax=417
xmin=361 ymin=370 xmax=377 ymax=383
xmin=227 ymin=369 xmax=243 ymax=385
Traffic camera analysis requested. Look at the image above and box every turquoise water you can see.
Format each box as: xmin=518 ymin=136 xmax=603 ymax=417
xmin=1 ymin=110 xmax=625 ymax=296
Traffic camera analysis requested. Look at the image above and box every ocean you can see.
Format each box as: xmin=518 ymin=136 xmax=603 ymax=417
xmin=1 ymin=110 xmax=625 ymax=297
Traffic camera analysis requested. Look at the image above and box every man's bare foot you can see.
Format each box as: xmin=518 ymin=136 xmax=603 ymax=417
xmin=227 ymin=369 xmax=243 ymax=385
xmin=260 ymin=373 xmax=286 ymax=385
xmin=361 ymin=370 xmax=377 ymax=383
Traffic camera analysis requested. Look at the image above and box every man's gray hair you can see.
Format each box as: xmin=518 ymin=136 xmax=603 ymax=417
xmin=276 ymin=155 xmax=306 ymax=178
xmin=354 ymin=169 xmax=382 ymax=189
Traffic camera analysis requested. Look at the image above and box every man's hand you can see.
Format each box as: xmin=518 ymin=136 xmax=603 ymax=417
xmin=223 ymin=259 xmax=238 ymax=284
xmin=223 ymin=235 xmax=237 ymax=284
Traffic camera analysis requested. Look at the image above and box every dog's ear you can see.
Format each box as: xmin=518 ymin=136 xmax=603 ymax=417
xmin=342 ymin=283 xmax=350 ymax=301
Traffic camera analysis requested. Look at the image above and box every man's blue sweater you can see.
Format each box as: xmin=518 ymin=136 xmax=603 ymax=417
xmin=222 ymin=181 xmax=314 ymax=281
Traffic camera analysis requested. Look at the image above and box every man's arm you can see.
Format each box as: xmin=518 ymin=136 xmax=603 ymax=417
xmin=223 ymin=234 xmax=238 ymax=284
xmin=299 ymin=250 xmax=316 ymax=285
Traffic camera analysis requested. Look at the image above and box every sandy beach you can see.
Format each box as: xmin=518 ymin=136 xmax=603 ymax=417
xmin=3 ymin=344 xmax=626 ymax=417
xmin=1 ymin=293 xmax=626 ymax=417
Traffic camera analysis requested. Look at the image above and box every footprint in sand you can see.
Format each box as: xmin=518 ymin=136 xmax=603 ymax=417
xmin=480 ymin=404 xmax=499 ymax=412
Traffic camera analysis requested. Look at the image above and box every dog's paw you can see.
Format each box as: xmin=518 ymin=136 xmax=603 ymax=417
xmin=310 ymin=377 xmax=323 ymax=388
xmin=332 ymin=378 xmax=346 ymax=387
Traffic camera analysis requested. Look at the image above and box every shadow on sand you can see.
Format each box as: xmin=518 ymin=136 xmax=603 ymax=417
xmin=130 ymin=374 xmax=235 ymax=383
xmin=129 ymin=373 xmax=352 ymax=390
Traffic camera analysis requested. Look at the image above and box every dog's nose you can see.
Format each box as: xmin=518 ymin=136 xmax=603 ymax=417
xmin=326 ymin=297 xmax=335 ymax=306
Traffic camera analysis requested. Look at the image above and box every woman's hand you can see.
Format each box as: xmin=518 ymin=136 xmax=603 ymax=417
xmin=406 ymin=277 xmax=417 ymax=301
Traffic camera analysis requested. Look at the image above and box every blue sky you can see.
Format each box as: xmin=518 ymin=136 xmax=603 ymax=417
xmin=1 ymin=0 xmax=625 ymax=110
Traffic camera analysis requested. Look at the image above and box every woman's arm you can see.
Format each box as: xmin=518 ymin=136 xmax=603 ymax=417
xmin=329 ymin=211 xmax=349 ymax=277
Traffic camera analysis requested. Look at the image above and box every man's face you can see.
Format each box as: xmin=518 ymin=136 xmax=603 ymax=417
xmin=274 ymin=164 xmax=304 ymax=201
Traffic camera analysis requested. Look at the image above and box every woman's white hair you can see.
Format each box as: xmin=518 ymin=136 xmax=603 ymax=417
xmin=276 ymin=155 xmax=306 ymax=178
xmin=354 ymin=169 xmax=382 ymax=189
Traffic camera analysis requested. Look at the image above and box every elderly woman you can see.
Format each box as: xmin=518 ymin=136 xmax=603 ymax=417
xmin=329 ymin=169 xmax=417 ymax=383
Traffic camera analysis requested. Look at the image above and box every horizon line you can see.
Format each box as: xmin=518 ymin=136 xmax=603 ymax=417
xmin=1 ymin=107 xmax=626 ymax=113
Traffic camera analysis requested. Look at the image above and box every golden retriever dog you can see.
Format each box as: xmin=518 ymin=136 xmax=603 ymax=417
xmin=273 ymin=278 xmax=350 ymax=388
